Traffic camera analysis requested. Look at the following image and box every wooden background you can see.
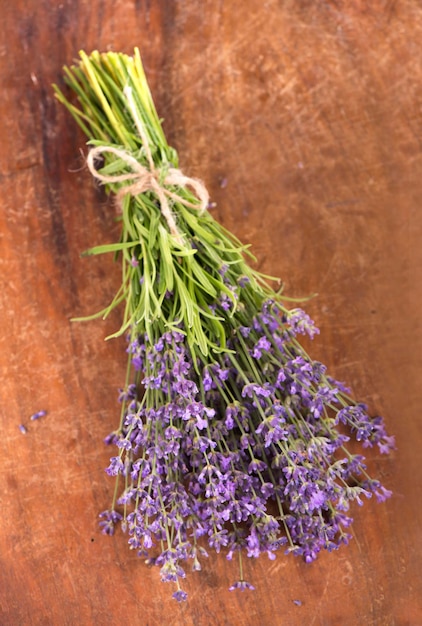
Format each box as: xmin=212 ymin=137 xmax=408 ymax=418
xmin=0 ymin=1 xmax=421 ymax=624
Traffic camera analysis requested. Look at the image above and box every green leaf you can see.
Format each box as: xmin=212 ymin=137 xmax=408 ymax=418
xmin=82 ymin=241 xmax=137 ymax=256
xmin=158 ymin=225 xmax=174 ymax=293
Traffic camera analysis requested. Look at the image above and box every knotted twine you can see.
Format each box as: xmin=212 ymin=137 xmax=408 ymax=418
xmin=86 ymin=86 xmax=209 ymax=245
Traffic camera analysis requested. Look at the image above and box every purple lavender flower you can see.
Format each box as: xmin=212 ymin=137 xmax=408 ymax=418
xmin=241 ymin=383 xmax=272 ymax=399
xmin=229 ymin=580 xmax=255 ymax=591
xmin=30 ymin=409 xmax=47 ymax=421
xmin=285 ymin=308 xmax=320 ymax=339
xmin=251 ymin=336 xmax=272 ymax=359
xmin=106 ymin=456 xmax=125 ymax=476
xmin=99 ymin=510 xmax=123 ymax=535
xmin=220 ymin=293 xmax=233 ymax=311
xmin=238 ymin=275 xmax=250 ymax=288
xmin=172 ymin=589 xmax=188 ymax=602
xmin=104 ymin=431 xmax=118 ymax=445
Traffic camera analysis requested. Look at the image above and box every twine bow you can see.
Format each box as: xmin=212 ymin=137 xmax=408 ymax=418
xmin=86 ymin=87 xmax=209 ymax=244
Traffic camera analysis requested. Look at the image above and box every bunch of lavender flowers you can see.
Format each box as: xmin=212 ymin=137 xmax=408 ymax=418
xmin=54 ymin=49 xmax=394 ymax=602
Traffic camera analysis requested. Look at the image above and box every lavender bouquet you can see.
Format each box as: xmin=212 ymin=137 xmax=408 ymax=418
xmin=54 ymin=49 xmax=394 ymax=602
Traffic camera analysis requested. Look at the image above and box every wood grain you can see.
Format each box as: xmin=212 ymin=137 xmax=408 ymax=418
xmin=0 ymin=1 xmax=421 ymax=624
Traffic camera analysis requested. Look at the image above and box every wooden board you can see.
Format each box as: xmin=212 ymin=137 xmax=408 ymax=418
xmin=0 ymin=1 xmax=421 ymax=624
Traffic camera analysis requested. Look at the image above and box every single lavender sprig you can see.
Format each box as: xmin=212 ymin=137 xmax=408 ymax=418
xmin=54 ymin=49 xmax=394 ymax=601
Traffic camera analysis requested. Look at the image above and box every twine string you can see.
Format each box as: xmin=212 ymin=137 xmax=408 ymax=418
xmin=86 ymin=87 xmax=209 ymax=244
